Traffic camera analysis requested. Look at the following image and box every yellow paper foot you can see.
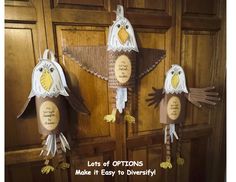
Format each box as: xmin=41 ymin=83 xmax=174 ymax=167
xmin=41 ymin=165 xmax=54 ymax=174
xmin=104 ymin=109 xmax=116 ymax=123
xmin=177 ymin=157 xmax=185 ymax=166
xmin=104 ymin=114 xmax=116 ymax=123
xmin=160 ymin=161 xmax=172 ymax=169
xmin=124 ymin=114 xmax=135 ymax=124
xmin=58 ymin=162 xmax=70 ymax=170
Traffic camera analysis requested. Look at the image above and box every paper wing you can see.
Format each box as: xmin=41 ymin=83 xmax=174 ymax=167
xmin=65 ymin=88 xmax=90 ymax=115
xmin=146 ymin=87 xmax=164 ymax=108
xmin=63 ymin=46 xmax=108 ymax=80
xmin=137 ymin=48 xmax=166 ymax=78
xmin=186 ymin=86 xmax=220 ymax=108
xmin=17 ymin=97 xmax=36 ymax=119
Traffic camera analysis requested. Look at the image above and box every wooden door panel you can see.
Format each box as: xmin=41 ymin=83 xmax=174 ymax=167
xmin=135 ymin=30 xmax=166 ymax=134
xmin=55 ymin=0 xmax=108 ymax=10
xmin=189 ymin=137 xmax=208 ymax=182
xmin=128 ymin=147 xmax=147 ymax=182
xmin=183 ymin=0 xmax=217 ymax=15
xmin=57 ymin=26 xmax=107 ymax=46
xmin=5 ymin=1 xmax=51 ymax=181
xmin=125 ymin=0 xmax=167 ymax=12
xmin=128 ymin=145 xmax=164 ymax=182
xmin=148 ymin=145 xmax=163 ymax=182
xmin=69 ymin=142 xmax=115 ymax=182
xmin=70 ymin=153 xmax=115 ymax=182
xmin=57 ymin=0 xmax=105 ymax=6
xmin=5 ymin=0 xmax=36 ymax=22
xmin=50 ymin=0 xmax=111 ymax=26
xmin=65 ymin=60 xmax=110 ymax=140
xmin=5 ymin=0 xmax=226 ymax=182
xmin=181 ymin=32 xmax=216 ymax=87
xmin=56 ymin=25 xmax=110 ymax=141
xmin=5 ymin=24 xmax=40 ymax=150
xmin=176 ymin=141 xmax=191 ymax=182
xmin=181 ymin=31 xmax=217 ymax=125
xmin=70 ymin=155 xmax=104 ymax=182
xmin=6 ymin=162 xmax=55 ymax=182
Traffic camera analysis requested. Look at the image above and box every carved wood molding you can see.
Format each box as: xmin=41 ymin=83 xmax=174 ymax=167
xmin=127 ymin=124 xmax=212 ymax=149
xmin=182 ymin=16 xmax=221 ymax=31
xmin=6 ymin=140 xmax=116 ymax=165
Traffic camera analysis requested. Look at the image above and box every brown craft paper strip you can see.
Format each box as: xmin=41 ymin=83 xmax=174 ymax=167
xmin=65 ymin=87 xmax=90 ymax=115
xmin=146 ymin=87 xmax=164 ymax=108
xmin=137 ymin=48 xmax=166 ymax=78
xmin=63 ymin=46 xmax=108 ymax=80
xmin=186 ymin=87 xmax=220 ymax=107
xmin=63 ymin=46 xmax=166 ymax=82
xmin=17 ymin=97 xmax=36 ymax=119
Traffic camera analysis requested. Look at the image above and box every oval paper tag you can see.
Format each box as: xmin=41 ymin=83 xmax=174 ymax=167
xmin=115 ymin=55 xmax=132 ymax=84
xmin=39 ymin=101 xmax=60 ymax=131
xmin=167 ymin=96 xmax=181 ymax=120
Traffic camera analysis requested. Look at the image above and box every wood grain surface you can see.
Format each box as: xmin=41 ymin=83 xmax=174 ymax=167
xmin=5 ymin=0 xmax=225 ymax=182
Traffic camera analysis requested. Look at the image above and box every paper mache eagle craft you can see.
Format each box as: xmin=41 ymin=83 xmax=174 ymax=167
xmin=63 ymin=5 xmax=166 ymax=124
xmin=146 ymin=64 xmax=220 ymax=169
xmin=18 ymin=49 xmax=90 ymax=174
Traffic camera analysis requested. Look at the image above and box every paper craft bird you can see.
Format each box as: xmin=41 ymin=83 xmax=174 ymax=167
xmin=63 ymin=5 xmax=166 ymax=123
xmin=146 ymin=64 xmax=220 ymax=169
xmin=17 ymin=49 xmax=89 ymax=174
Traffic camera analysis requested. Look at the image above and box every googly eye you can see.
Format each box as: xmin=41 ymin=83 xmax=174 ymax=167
xmin=39 ymin=68 xmax=43 ymax=72
xmin=126 ymin=25 xmax=129 ymax=29
xmin=178 ymin=71 xmax=181 ymax=74
xmin=50 ymin=68 xmax=54 ymax=72
xmin=117 ymin=24 xmax=120 ymax=28
xmin=171 ymin=71 xmax=174 ymax=75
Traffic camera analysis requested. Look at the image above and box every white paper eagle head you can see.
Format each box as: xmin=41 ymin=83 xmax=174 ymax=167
xmin=107 ymin=5 xmax=138 ymax=52
xmin=29 ymin=50 xmax=69 ymax=98
xmin=164 ymin=64 xmax=188 ymax=94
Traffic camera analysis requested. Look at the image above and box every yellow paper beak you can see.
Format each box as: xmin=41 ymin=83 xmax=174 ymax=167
xmin=40 ymin=69 xmax=53 ymax=91
xmin=118 ymin=26 xmax=129 ymax=44
xmin=171 ymin=73 xmax=179 ymax=89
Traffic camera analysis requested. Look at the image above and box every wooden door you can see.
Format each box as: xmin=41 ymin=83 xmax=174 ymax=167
xmin=5 ymin=0 xmax=226 ymax=182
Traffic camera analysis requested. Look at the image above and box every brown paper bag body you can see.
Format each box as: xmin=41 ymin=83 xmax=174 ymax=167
xmin=108 ymin=50 xmax=136 ymax=89
xmin=35 ymin=96 xmax=68 ymax=135
xmin=160 ymin=93 xmax=186 ymax=124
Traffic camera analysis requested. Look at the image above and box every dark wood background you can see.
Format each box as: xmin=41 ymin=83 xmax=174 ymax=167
xmin=5 ymin=0 xmax=226 ymax=182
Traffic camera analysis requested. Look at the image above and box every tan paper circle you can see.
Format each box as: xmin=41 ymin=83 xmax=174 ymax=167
xmin=114 ymin=55 xmax=132 ymax=84
xmin=167 ymin=96 xmax=181 ymax=120
xmin=39 ymin=101 xmax=60 ymax=131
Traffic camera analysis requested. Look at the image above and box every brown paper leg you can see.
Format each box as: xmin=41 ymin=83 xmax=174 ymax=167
xmin=165 ymin=126 xmax=172 ymax=163
xmin=124 ymin=88 xmax=135 ymax=124
xmin=104 ymin=89 xmax=117 ymax=122
xmin=176 ymin=123 xmax=185 ymax=166
xmin=41 ymin=135 xmax=55 ymax=174
xmin=160 ymin=125 xmax=172 ymax=169
xmin=56 ymin=136 xmax=70 ymax=170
